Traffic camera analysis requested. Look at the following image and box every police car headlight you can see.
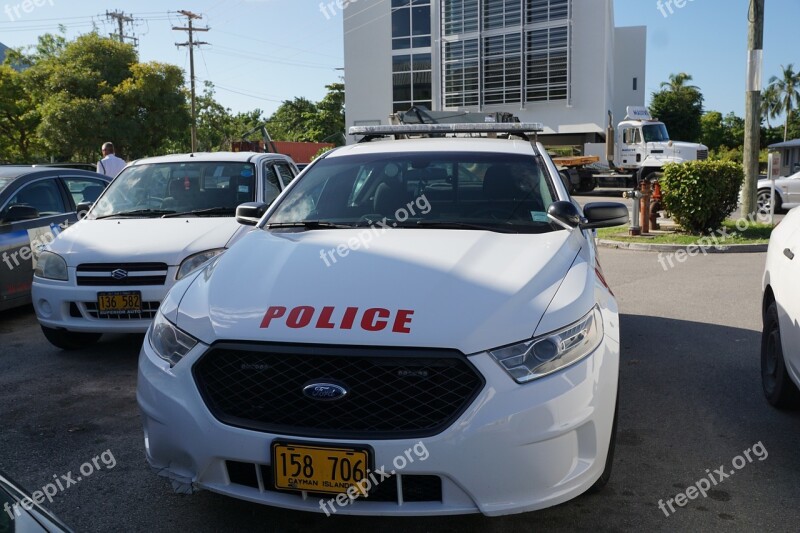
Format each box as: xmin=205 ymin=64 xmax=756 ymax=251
xmin=490 ymin=307 xmax=603 ymax=383
xmin=34 ymin=251 xmax=68 ymax=281
xmin=148 ymin=312 xmax=198 ymax=366
xmin=177 ymin=249 xmax=225 ymax=280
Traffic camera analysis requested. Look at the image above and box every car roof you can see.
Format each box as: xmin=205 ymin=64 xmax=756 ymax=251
xmin=0 ymin=166 xmax=110 ymax=180
xmin=129 ymin=151 xmax=293 ymax=166
xmin=328 ymin=138 xmax=540 ymax=159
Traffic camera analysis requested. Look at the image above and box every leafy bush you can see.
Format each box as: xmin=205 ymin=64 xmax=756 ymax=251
xmin=660 ymin=160 xmax=744 ymax=234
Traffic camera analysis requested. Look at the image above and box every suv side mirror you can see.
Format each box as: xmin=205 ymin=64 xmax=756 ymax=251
xmin=581 ymin=202 xmax=629 ymax=229
xmin=3 ymin=205 xmax=40 ymax=223
xmin=76 ymin=201 xmax=93 ymax=219
xmin=236 ymin=202 xmax=269 ymax=226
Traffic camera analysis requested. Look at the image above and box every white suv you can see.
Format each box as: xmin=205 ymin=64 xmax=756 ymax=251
xmin=32 ymin=152 xmax=297 ymax=349
xmin=137 ymin=124 xmax=628 ymax=516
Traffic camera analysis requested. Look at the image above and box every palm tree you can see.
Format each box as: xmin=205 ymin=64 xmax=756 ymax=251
xmin=761 ymin=85 xmax=781 ymax=128
xmin=660 ymin=73 xmax=699 ymax=93
xmin=768 ymin=64 xmax=800 ymax=142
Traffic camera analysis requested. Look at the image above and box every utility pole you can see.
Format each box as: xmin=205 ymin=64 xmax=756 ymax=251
xmin=173 ymin=10 xmax=209 ymax=153
xmin=742 ymin=0 xmax=765 ymax=217
xmin=105 ymin=10 xmax=138 ymax=47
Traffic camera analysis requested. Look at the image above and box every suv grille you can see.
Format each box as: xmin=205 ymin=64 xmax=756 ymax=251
xmin=697 ymin=149 xmax=709 ymax=160
xmin=76 ymin=263 xmax=168 ymax=286
xmin=193 ymin=343 xmax=485 ymax=439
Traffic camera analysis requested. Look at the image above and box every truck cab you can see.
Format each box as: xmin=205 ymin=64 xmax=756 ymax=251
xmin=615 ymin=107 xmax=708 ymax=181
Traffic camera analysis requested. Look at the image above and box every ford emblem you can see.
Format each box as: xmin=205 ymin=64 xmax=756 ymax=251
xmin=303 ymin=382 xmax=348 ymax=401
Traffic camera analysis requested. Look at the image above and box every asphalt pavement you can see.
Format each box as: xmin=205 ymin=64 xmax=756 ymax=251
xmin=1 ymin=227 xmax=797 ymax=532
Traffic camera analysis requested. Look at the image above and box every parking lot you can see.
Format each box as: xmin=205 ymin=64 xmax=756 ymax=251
xmin=2 ymin=234 xmax=798 ymax=532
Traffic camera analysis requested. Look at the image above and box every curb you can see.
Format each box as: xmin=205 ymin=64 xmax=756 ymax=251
xmin=596 ymin=239 xmax=768 ymax=254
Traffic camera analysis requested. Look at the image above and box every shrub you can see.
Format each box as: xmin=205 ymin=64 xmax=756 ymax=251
xmin=660 ymin=160 xmax=744 ymax=234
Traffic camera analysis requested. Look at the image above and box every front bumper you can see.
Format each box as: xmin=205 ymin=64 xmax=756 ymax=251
xmin=137 ymin=331 xmax=620 ymax=516
xmin=32 ymin=273 xmax=177 ymax=334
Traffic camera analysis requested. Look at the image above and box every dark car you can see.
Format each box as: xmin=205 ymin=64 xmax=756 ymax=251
xmin=0 ymin=470 xmax=73 ymax=532
xmin=0 ymin=167 xmax=111 ymax=312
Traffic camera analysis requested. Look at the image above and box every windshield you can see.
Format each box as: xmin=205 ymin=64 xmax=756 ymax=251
xmin=642 ymin=124 xmax=670 ymax=143
xmin=266 ymin=151 xmax=558 ymax=234
xmin=90 ymin=161 xmax=257 ymax=218
xmin=0 ymin=177 xmax=13 ymax=195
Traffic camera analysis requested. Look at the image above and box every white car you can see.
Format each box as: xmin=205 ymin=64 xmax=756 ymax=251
xmin=757 ymin=170 xmax=800 ymax=213
xmin=761 ymin=207 xmax=800 ymax=407
xmin=32 ymin=152 xmax=298 ymax=350
xmin=137 ymin=124 xmax=629 ymax=516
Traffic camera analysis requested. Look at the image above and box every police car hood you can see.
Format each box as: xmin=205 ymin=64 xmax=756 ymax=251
xmin=48 ymin=218 xmax=242 ymax=267
xmin=175 ymin=228 xmax=583 ymax=354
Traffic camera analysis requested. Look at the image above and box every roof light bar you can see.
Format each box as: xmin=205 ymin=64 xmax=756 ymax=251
xmin=348 ymin=123 xmax=544 ymax=136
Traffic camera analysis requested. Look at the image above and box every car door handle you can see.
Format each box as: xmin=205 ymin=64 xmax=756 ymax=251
xmin=785 ymin=248 xmax=795 ymax=260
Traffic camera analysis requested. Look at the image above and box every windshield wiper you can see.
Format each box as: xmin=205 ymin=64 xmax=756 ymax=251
xmin=95 ymin=209 xmax=175 ymax=220
xmin=407 ymin=220 xmax=517 ymax=233
xmin=162 ymin=206 xmax=236 ymax=218
xmin=266 ymin=221 xmax=355 ymax=230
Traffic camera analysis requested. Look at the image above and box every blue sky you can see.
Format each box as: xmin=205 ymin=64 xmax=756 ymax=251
xmin=0 ymin=0 xmax=796 ymax=121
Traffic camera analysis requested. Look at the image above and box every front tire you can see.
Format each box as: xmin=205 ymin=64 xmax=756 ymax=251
xmin=41 ymin=326 xmax=102 ymax=351
xmin=757 ymin=189 xmax=782 ymax=214
xmin=761 ymin=302 xmax=800 ymax=409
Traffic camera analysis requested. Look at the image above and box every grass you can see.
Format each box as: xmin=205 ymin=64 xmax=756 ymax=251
xmin=596 ymin=220 xmax=774 ymax=245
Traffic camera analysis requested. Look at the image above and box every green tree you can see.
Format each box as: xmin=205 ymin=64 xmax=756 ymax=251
xmin=266 ymin=97 xmax=319 ymax=142
xmin=650 ymin=73 xmax=704 ymax=142
xmin=700 ymin=111 xmax=726 ymax=151
xmin=0 ymin=65 xmax=42 ymax=162
xmin=761 ymin=85 xmax=781 ymax=128
xmin=768 ymin=64 xmax=800 ymax=142
xmin=25 ymin=32 xmax=189 ymax=161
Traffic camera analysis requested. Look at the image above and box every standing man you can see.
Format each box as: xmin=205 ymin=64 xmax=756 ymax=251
xmin=97 ymin=142 xmax=126 ymax=177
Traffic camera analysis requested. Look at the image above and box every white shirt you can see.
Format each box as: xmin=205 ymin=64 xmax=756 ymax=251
xmin=97 ymin=154 xmax=126 ymax=177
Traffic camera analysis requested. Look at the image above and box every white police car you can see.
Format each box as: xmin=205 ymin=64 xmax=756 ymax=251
xmin=137 ymin=124 xmax=629 ymax=516
xmin=761 ymin=207 xmax=800 ymax=408
xmin=32 ymin=152 xmax=297 ymax=350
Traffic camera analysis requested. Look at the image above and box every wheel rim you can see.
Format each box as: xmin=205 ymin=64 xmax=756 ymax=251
xmin=757 ymin=192 xmax=771 ymax=212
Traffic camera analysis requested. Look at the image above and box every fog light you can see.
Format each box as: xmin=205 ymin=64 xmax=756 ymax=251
xmin=39 ymin=299 xmax=52 ymax=318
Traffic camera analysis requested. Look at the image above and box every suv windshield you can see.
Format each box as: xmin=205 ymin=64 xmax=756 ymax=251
xmin=266 ymin=152 xmax=557 ymax=234
xmin=90 ymin=162 xmax=257 ymax=218
xmin=642 ymin=124 xmax=670 ymax=143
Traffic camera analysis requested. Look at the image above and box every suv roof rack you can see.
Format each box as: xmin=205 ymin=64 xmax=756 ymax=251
xmin=349 ymin=123 xmax=544 ymax=143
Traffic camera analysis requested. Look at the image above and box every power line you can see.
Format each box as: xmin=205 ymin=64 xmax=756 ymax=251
xmin=173 ymin=9 xmax=210 ymax=153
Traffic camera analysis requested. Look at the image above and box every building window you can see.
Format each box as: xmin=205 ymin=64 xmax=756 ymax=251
xmin=483 ymin=33 xmax=522 ymax=105
xmin=392 ymin=0 xmax=432 ymax=112
xmin=443 ymin=0 xmax=479 ymax=35
xmin=393 ymin=53 xmax=433 ymax=112
xmin=633 ymin=77 xmax=638 ymax=91
xmin=441 ymin=0 xmax=570 ymax=108
xmin=392 ymin=0 xmax=432 ymax=50
xmin=525 ymin=24 xmax=569 ymax=102
xmin=444 ymin=39 xmax=480 ymax=107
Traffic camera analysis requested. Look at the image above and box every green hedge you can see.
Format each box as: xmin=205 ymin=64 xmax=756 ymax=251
xmin=660 ymin=160 xmax=744 ymax=234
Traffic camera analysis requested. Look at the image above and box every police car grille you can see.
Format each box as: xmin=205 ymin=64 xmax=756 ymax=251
xmin=193 ymin=344 xmax=485 ymax=439
xmin=76 ymin=263 xmax=168 ymax=286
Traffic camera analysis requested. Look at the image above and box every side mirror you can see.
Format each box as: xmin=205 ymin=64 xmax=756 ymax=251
xmin=236 ymin=202 xmax=269 ymax=226
xmin=581 ymin=202 xmax=629 ymax=229
xmin=76 ymin=201 xmax=93 ymax=219
xmin=4 ymin=205 xmax=40 ymax=223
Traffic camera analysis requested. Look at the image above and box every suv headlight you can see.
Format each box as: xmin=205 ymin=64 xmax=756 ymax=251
xmin=148 ymin=312 xmax=198 ymax=366
xmin=176 ymin=249 xmax=225 ymax=280
xmin=34 ymin=251 xmax=68 ymax=281
xmin=490 ymin=307 xmax=603 ymax=383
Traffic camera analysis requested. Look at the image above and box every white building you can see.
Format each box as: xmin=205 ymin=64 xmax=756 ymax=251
xmin=343 ymin=0 xmax=646 ymax=146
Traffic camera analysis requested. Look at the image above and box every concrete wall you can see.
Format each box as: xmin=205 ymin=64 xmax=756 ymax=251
xmin=613 ymin=26 xmax=647 ymax=126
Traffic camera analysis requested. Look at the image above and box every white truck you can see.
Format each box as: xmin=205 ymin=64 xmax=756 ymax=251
xmin=557 ymin=106 xmax=709 ymax=193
